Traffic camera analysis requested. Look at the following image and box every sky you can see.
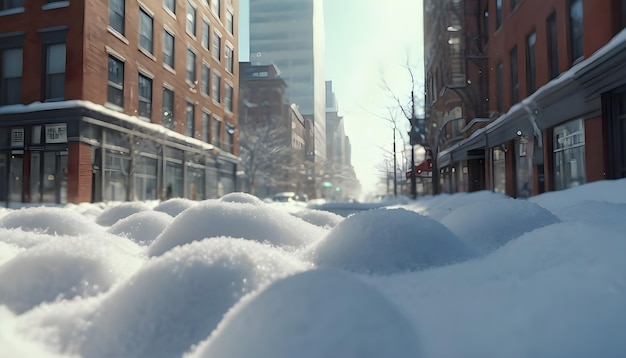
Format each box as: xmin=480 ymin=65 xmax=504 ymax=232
xmin=239 ymin=0 xmax=424 ymax=195
xmin=2 ymin=179 xmax=626 ymax=357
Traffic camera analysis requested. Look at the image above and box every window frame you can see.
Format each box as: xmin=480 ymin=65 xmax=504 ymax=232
xmin=1 ymin=47 xmax=23 ymax=105
xmin=547 ymin=12 xmax=559 ymax=79
xmin=138 ymin=73 xmax=152 ymax=119
xmin=44 ymin=42 xmax=66 ymax=101
xmin=163 ymin=0 xmax=175 ymax=14
xmin=186 ymin=48 xmax=197 ymax=84
xmin=186 ymin=1 xmax=197 ymax=37
xmin=163 ymin=29 xmax=175 ymax=69
xmin=202 ymin=19 xmax=210 ymax=50
xmin=108 ymin=0 xmax=125 ymax=35
xmin=185 ymin=101 xmax=195 ymax=137
xmin=526 ymin=30 xmax=537 ymax=95
xmin=201 ymin=63 xmax=210 ymax=96
xmin=568 ymin=0 xmax=584 ymax=64
xmin=139 ymin=7 xmax=154 ymax=54
xmin=212 ymin=31 xmax=221 ymax=61
xmin=212 ymin=71 xmax=221 ymax=103
xmin=107 ymin=54 xmax=124 ymax=109
xmin=510 ymin=46 xmax=518 ymax=105
xmin=225 ymin=45 xmax=233 ymax=73
xmin=162 ymin=87 xmax=175 ymax=129
xmin=224 ymin=83 xmax=233 ymax=112
xmin=495 ymin=0 xmax=502 ymax=29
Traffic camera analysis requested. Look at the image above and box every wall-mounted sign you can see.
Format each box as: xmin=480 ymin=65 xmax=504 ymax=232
xmin=45 ymin=123 xmax=67 ymax=143
xmin=11 ymin=128 xmax=24 ymax=147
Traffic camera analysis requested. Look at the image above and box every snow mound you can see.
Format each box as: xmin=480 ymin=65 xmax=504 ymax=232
xmin=0 ymin=235 xmax=143 ymax=314
xmin=368 ymin=221 xmax=626 ymax=358
xmin=291 ymin=208 xmax=344 ymax=228
xmin=149 ymin=200 xmax=326 ymax=256
xmin=307 ymin=208 xmax=472 ymax=274
xmin=0 ymin=207 xmax=100 ymax=236
xmin=187 ymin=269 xmax=421 ymax=358
xmin=153 ymin=198 xmax=198 ymax=217
xmin=95 ymin=202 xmax=152 ymax=226
xmin=418 ymin=190 xmax=510 ymax=220
xmin=0 ymin=241 xmax=21 ymax=266
xmin=440 ymin=198 xmax=559 ymax=254
xmin=0 ymin=306 xmax=65 ymax=358
xmin=529 ymin=178 xmax=626 ymax=213
xmin=541 ymin=200 xmax=626 ymax=228
xmin=79 ymin=238 xmax=308 ymax=358
xmin=0 ymin=227 xmax=53 ymax=249
xmin=219 ymin=192 xmax=265 ymax=206
xmin=107 ymin=210 xmax=173 ymax=245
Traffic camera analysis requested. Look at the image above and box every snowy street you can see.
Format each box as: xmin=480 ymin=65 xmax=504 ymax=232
xmin=1 ymin=179 xmax=626 ymax=358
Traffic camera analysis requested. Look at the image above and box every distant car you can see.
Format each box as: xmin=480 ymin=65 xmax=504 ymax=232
xmin=272 ymin=192 xmax=308 ymax=202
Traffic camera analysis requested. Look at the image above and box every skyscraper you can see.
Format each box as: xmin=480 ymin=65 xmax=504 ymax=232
xmin=249 ymin=0 xmax=326 ymax=162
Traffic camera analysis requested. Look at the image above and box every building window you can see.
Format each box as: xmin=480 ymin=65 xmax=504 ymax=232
xmin=44 ymin=43 xmax=66 ymax=101
xmin=225 ymin=124 xmax=234 ymax=153
xmin=496 ymin=62 xmax=503 ymax=113
xmin=139 ymin=8 xmax=153 ymax=54
xmin=224 ymin=83 xmax=232 ymax=111
xmin=510 ymin=46 xmax=518 ymax=105
xmin=1 ymin=48 xmax=22 ymax=105
xmin=569 ymin=0 xmax=584 ymax=63
xmin=202 ymin=111 xmax=209 ymax=142
xmin=186 ymin=101 xmax=195 ymax=136
xmin=163 ymin=30 xmax=175 ymax=69
xmin=547 ymin=12 xmax=559 ymax=79
xmin=109 ymin=0 xmax=124 ymax=34
xmin=162 ymin=88 xmax=175 ymax=129
xmin=554 ymin=118 xmax=585 ymax=190
xmin=212 ymin=0 xmax=220 ymax=18
xmin=186 ymin=49 xmax=196 ymax=84
xmin=164 ymin=0 xmax=175 ymax=14
xmin=1 ymin=0 xmax=24 ymax=11
xmin=212 ymin=31 xmax=221 ymax=61
xmin=107 ymin=55 xmax=124 ymax=108
xmin=138 ymin=73 xmax=152 ymax=119
xmin=201 ymin=63 xmax=209 ymax=96
xmin=495 ymin=0 xmax=502 ymax=29
xmin=226 ymin=10 xmax=234 ymax=35
xmin=212 ymin=72 xmax=221 ymax=102
xmin=526 ymin=31 xmax=536 ymax=95
xmin=225 ymin=45 xmax=233 ymax=73
xmin=186 ymin=1 xmax=196 ymax=37
xmin=202 ymin=20 xmax=210 ymax=50
xmin=212 ymin=116 xmax=221 ymax=146
xmin=492 ymin=147 xmax=506 ymax=193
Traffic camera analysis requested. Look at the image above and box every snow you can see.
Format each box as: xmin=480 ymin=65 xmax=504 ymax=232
xmin=305 ymin=208 xmax=473 ymax=274
xmin=1 ymin=179 xmax=626 ymax=357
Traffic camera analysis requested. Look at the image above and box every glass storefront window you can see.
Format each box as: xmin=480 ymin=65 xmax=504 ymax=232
xmin=9 ymin=153 xmax=22 ymax=202
xmin=104 ymin=150 xmax=129 ymax=201
xmin=515 ymin=136 xmax=534 ymax=198
xmin=134 ymin=156 xmax=157 ymax=201
xmin=554 ymin=118 xmax=585 ymax=190
xmin=492 ymin=147 xmax=506 ymax=193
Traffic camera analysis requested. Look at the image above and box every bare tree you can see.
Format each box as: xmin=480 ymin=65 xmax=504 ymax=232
xmin=382 ymin=65 xmax=427 ymax=199
xmin=238 ymin=113 xmax=300 ymax=197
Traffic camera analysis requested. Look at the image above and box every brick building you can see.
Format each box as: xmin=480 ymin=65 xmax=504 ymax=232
xmin=0 ymin=0 xmax=239 ymax=205
xmin=425 ymin=0 xmax=626 ymax=197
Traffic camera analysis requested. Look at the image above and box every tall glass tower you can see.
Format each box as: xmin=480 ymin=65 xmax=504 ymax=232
xmin=249 ymin=0 xmax=326 ymax=161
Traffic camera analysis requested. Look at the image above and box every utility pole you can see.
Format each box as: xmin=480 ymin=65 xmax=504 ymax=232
xmin=393 ymin=128 xmax=397 ymax=197
xmin=409 ymin=90 xmax=417 ymax=200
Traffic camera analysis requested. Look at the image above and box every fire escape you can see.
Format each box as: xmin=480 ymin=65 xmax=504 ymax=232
xmin=442 ymin=0 xmax=489 ymax=122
